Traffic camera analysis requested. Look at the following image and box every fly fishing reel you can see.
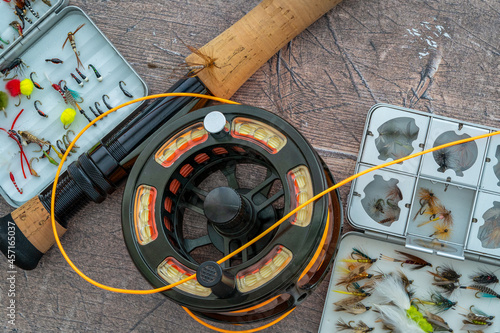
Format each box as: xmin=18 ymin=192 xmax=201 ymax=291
xmin=122 ymin=104 xmax=342 ymax=323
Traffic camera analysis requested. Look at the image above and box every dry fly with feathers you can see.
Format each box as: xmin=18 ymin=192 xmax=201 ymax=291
xmin=149 ymin=40 xmax=219 ymax=78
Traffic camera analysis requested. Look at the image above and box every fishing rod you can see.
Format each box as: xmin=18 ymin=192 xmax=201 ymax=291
xmin=0 ymin=0 xmax=343 ymax=270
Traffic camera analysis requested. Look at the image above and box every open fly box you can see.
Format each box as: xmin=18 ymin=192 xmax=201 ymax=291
xmin=0 ymin=0 xmax=148 ymax=207
xmin=319 ymin=104 xmax=500 ymax=332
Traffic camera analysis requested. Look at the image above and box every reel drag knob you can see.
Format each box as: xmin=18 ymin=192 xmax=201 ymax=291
xmin=203 ymin=187 xmax=253 ymax=236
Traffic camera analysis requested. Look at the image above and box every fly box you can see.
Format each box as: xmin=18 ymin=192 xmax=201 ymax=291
xmin=319 ymin=104 xmax=500 ymax=332
xmin=0 ymin=1 xmax=148 ymax=207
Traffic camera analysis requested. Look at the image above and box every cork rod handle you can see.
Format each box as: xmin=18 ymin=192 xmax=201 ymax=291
xmin=185 ymin=0 xmax=343 ymax=99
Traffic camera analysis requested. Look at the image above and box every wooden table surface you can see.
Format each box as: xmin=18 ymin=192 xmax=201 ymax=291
xmin=1 ymin=0 xmax=499 ymax=332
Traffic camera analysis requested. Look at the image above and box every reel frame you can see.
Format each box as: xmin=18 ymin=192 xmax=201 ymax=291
xmin=122 ymin=104 xmax=342 ymax=323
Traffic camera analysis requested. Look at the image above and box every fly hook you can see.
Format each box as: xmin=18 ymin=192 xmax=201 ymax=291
xmin=30 ymin=71 xmax=43 ymax=90
xmin=119 ymin=80 xmax=133 ymax=98
xmin=88 ymin=64 xmax=102 ymax=81
xmin=102 ymin=94 xmax=112 ymax=110
xmin=34 ymin=100 xmax=47 ymax=118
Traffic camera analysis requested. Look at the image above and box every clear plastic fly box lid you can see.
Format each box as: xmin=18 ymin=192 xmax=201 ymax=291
xmin=0 ymin=2 xmax=148 ymax=207
xmin=347 ymin=103 xmax=500 ymax=263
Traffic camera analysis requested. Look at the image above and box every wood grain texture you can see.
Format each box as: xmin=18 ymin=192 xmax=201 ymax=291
xmin=1 ymin=0 xmax=499 ymax=332
xmin=186 ymin=0 xmax=343 ymax=98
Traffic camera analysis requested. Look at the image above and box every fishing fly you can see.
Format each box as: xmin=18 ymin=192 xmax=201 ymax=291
xmin=30 ymin=72 xmax=43 ymax=90
xmin=429 ymin=223 xmax=451 ymax=241
xmin=102 ymin=94 xmax=113 ymax=110
xmin=88 ymin=64 xmax=102 ymax=81
xmin=34 ymin=100 xmax=47 ymax=118
xmin=29 ymin=157 xmax=39 ymax=177
xmin=119 ymin=80 xmax=133 ymax=98
xmin=71 ymin=73 xmax=83 ymax=87
xmin=432 ymin=131 xmax=478 ymax=176
xmin=379 ymin=250 xmax=432 ymax=270
xmin=17 ymin=130 xmax=50 ymax=147
xmin=460 ymin=284 xmax=500 ymax=298
xmin=62 ymin=23 xmax=85 ymax=68
xmin=94 ymin=101 xmax=103 ymax=115
xmin=429 ymin=265 xmax=461 ymax=283
xmin=469 ymin=305 xmax=495 ymax=320
xmin=413 ymin=187 xmax=439 ymax=219
xmin=9 ymin=21 xmax=23 ymax=37
xmin=9 ymin=172 xmax=23 ymax=194
xmin=336 ymin=319 xmax=373 ymax=332
xmin=417 ymin=203 xmax=453 ymax=228
xmin=416 ymin=292 xmax=457 ymax=313
xmin=45 ymin=58 xmax=63 ymax=64
xmin=424 ymin=311 xmax=453 ymax=332
xmin=334 ymin=296 xmax=371 ymax=315
xmin=336 ymin=265 xmax=373 ymax=286
xmin=342 ymin=248 xmax=377 ymax=265
xmin=361 ymin=176 xmax=402 ymax=226
xmin=469 ymin=269 xmax=499 ymax=285
xmin=460 ymin=308 xmax=494 ymax=331
xmin=1 ymin=58 xmax=27 ymax=79
xmin=75 ymin=68 xmax=88 ymax=82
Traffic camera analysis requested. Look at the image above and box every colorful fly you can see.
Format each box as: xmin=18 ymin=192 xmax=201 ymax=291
xmin=45 ymin=58 xmax=63 ymax=64
xmin=429 ymin=223 xmax=451 ymax=240
xmin=75 ymin=68 xmax=88 ymax=82
xmin=416 ymin=292 xmax=456 ymax=313
xmin=30 ymin=72 xmax=43 ymax=90
xmin=9 ymin=172 xmax=23 ymax=194
xmin=336 ymin=265 xmax=373 ymax=286
xmin=29 ymin=157 xmax=39 ymax=177
xmin=41 ymin=149 xmax=58 ymax=166
xmin=379 ymin=250 xmax=432 ymax=270
xmin=17 ymin=130 xmax=50 ymax=147
xmin=460 ymin=284 xmax=500 ymax=298
xmin=56 ymin=140 xmax=67 ymax=156
xmin=469 ymin=306 xmax=495 ymax=320
xmin=413 ymin=187 xmax=439 ymax=220
xmin=342 ymin=248 xmax=377 ymax=265
xmin=62 ymin=23 xmax=85 ymax=68
xmin=9 ymin=21 xmax=23 ymax=37
xmin=23 ymin=0 xmax=39 ymax=18
xmin=71 ymin=73 xmax=83 ymax=87
xmin=88 ymin=64 xmax=102 ymax=81
xmin=469 ymin=270 xmax=499 ymax=285
xmin=461 ymin=308 xmax=493 ymax=331
xmin=34 ymin=100 xmax=47 ymax=118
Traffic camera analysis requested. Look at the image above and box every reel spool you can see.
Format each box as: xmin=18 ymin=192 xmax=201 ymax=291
xmin=122 ymin=104 xmax=342 ymax=324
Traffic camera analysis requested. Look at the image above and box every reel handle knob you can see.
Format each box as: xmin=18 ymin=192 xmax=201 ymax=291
xmin=197 ymin=261 xmax=235 ymax=298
